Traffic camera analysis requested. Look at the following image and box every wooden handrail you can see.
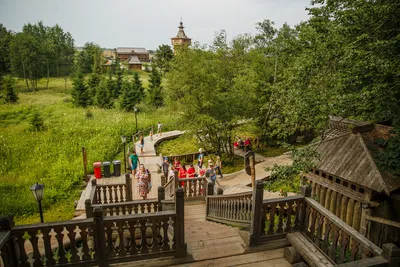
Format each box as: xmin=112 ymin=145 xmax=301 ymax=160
xmin=207 ymin=191 xmax=252 ymax=199
xmin=102 ymin=210 xmax=175 ymax=221
xmin=263 ymin=195 xmax=304 ymax=204
xmin=366 ymin=215 xmax=400 ymax=229
xmin=305 ymin=197 xmax=383 ymax=256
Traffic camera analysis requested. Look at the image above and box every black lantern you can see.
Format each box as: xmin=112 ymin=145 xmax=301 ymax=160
xmin=30 ymin=182 xmax=44 ymax=223
xmin=121 ymin=135 xmax=127 ymax=173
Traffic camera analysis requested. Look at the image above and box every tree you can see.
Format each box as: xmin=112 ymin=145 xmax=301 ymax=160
xmin=71 ymin=70 xmax=90 ymax=107
xmin=75 ymin=42 xmax=102 ymax=74
xmin=95 ymin=80 xmax=113 ymax=109
xmin=153 ymin=44 xmax=174 ymax=74
xmin=133 ymin=72 xmax=144 ymax=102
xmin=0 ymin=24 xmax=13 ymax=75
xmin=147 ymin=68 xmax=163 ymax=107
xmin=3 ymin=76 xmax=18 ymax=103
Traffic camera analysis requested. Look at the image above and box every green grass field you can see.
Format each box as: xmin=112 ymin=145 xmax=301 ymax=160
xmin=0 ymin=72 xmax=180 ymax=224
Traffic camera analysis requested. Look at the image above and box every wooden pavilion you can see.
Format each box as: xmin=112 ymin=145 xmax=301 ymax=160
xmin=305 ymin=116 xmax=400 ymax=247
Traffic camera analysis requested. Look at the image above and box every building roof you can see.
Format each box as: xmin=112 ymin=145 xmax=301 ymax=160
xmin=171 ymin=22 xmax=191 ymax=40
xmin=128 ymin=55 xmax=142 ymax=65
xmin=116 ymin=47 xmax=148 ymax=54
xmin=312 ymin=117 xmax=400 ymax=195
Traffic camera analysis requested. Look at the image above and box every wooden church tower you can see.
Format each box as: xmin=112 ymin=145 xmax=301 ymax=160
xmin=171 ymin=19 xmax=191 ymax=52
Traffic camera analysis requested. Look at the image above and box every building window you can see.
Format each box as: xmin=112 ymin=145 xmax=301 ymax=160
xmin=358 ymin=187 xmax=365 ymax=194
xmin=343 ymin=181 xmax=348 ymax=187
xmin=350 ymin=184 xmax=356 ymax=191
xmin=322 ymin=173 xmax=326 ymax=178
xmin=335 ymin=178 xmax=341 ymax=184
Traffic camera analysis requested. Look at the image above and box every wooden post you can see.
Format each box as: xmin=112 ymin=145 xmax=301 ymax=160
xmin=324 ymin=189 xmax=331 ymax=211
xmin=175 ymin=187 xmax=187 ymax=258
xmin=158 ymin=186 xmax=165 ymax=211
xmin=93 ymin=207 xmax=108 ymax=267
xmin=383 ymin=243 xmax=400 ymax=267
xmin=346 ymin=198 xmax=355 ymax=226
xmin=340 ymin=196 xmax=348 ymax=221
xmin=319 ymin=186 xmax=326 ymax=206
xmin=174 ymin=170 xmax=179 ymax=189
xmin=360 ymin=204 xmax=370 ymax=236
xmin=249 ymin=180 xmax=264 ymax=246
xmin=352 ymin=201 xmax=362 ymax=231
xmin=300 ymin=185 xmax=311 ymax=230
xmin=0 ymin=216 xmax=18 ymax=267
xmin=85 ymin=199 xmax=93 ymax=218
xmin=207 ymin=182 xmax=214 ymax=196
xmin=335 ymin=193 xmax=342 ymax=217
xmin=125 ymin=173 xmax=132 ymax=201
xmin=82 ymin=146 xmax=88 ymax=182
xmin=315 ymin=184 xmax=321 ymax=202
xmin=251 ymin=153 xmax=256 ymax=189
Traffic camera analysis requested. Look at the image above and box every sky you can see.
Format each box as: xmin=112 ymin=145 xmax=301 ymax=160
xmin=0 ymin=0 xmax=312 ymax=50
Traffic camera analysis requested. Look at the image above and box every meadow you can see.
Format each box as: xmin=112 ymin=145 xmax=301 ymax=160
xmin=0 ymin=72 xmax=179 ymax=224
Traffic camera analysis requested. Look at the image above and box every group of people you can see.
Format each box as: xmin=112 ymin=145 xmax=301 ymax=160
xmin=234 ymin=136 xmax=252 ymax=152
xmin=137 ymin=122 xmax=163 ymax=154
xmin=162 ymin=148 xmax=223 ymax=186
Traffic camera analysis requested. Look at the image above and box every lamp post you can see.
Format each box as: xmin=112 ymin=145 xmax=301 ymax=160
xmin=134 ymin=106 xmax=138 ymax=135
xmin=121 ymin=135 xmax=127 ymax=173
xmin=30 ymin=182 xmax=45 ymax=223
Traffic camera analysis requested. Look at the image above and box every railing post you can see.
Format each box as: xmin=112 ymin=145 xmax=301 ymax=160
xmin=249 ymin=180 xmax=263 ymax=246
xmin=175 ymin=187 xmax=187 ymax=257
xmin=0 ymin=216 xmax=18 ymax=267
xmin=217 ymin=188 xmax=224 ymax=195
xmin=383 ymin=243 xmax=400 ymax=267
xmin=93 ymin=207 xmax=108 ymax=267
xmin=91 ymin=179 xmax=98 ymax=204
xmin=125 ymin=173 xmax=132 ymax=201
xmin=174 ymin=170 xmax=179 ymax=189
xmin=299 ymin=185 xmax=311 ymax=230
xmin=207 ymin=182 xmax=214 ymax=196
xmin=85 ymin=199 xmax=93 ymax=218
xmin=158 ymin=186 xmax=165 ymax=211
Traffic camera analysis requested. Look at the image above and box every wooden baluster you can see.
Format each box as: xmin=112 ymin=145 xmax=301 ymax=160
xmin=267 ymin=203 xmax=277 ymax=234
xmin=350 ymin=239 xmax=360 ymax=262
xmin=339 ymin=232 xmax=350 ymax=264
xmin=67 ymin=226 xmax=79 ymax=262
xmin=293 ymin=199 xmax=301 ymax=231
xmin=308 ymin=208 xmax=317 ymax=240
xmin=335 ymin=193 xmax=342 ymax=217
xmin=320 ymin=186 xmax=326 ymax=206
xmin=277 ymin=203 xmax=284 ymax=233
xmin=340 ymin=196 xmax=348 ymax=221
xmin=29 ymin=230 xmax=42 ymax=267
xmin=286 ymin=201 xmax=294 ymax=232
xmin=322 ymin=221 xmax=332 ymax=254
xmin=315 ymin=184 xmax=321 ymax=201
xmin=315 ymin=213 xmax=324 ymax=247
xmin=329 ymin=225 xmax=340 ymax=262
xmin=102 ymin=187 xmax=107 ymax=204
xmin=189 ymin=180 xmax=193 ymax=197
xmin=352 ymin=201 xmax=361 ymax=231
xmin=193 ymin=180 xmax=198 ymax=197
xmin=346 ymin=199 xmax=355 ymax=227
xmin=41 ymin=228 xmax=55 ymax=266
xmin=54 ymin=226 xmax=67 ymax=264
xmin=113 ymin=186 xmax=118 ymax=203
xmin=80 ymin=225 xmax=91 ymax=261
xmin=325 ymin=189 xmax=331 ymax=211
xmin=161 ymin=218 xmax=170 ymax=251
xmin=14 ymin=231 xmax=29 ymax=266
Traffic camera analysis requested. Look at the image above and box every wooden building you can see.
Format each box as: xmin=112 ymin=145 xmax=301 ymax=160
xmin=171 ymin=21 xmax=191 ymax=51
xmin=305 ymin=116 xmax=400 ymax=247
xmin=116 ymin=47 xmax=150 ymax=63
xmin=127 ymin=55 xmax=142 ymax=70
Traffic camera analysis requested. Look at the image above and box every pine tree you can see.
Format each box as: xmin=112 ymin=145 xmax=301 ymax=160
xmin=148 ymin=68 xmax=163 ymax=107
xmin=133 ymin=72 xmax=144 ymax=102
xmin=3 ymin=76 xmax=18 ymax=103
xmin=120 ymin=80 xmax=137 ymax=112
xmin=87 ymin=73 xmax=101 ymax=97
xmin=114 ymin=69 xmax=123 ymax=98
xmin=72 ymin=70 xmax=90 ymax=107
xmin=95 ymin=80 xmax=113 ymax=109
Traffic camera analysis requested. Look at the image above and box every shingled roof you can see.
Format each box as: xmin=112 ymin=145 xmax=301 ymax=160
xmin=313 ymin=117 xmax=400 ymax=195
xmin=116 ymin=47 xmax=148 ymax=54
xmin=128 ymin=55 xmax=142 ymax=65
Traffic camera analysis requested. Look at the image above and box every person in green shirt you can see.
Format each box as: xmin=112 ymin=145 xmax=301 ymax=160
xmin=129 ymin=150 xmax=140 ymax=176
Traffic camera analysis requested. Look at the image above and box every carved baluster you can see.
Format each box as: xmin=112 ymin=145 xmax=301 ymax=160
xmin=101 ymin=187 xmax=106 ymax=204
xmin=340 ymin=196 xmax=348 ymax=221
xmin=323 ymin=220 xmax=332 ymax=254
xmin=161 ymin=218 xmax=169 ymax=251
xmin=140 ymin=219 xmax=149 ymax=253
xmin=79 ymin=225 xmax=91 ymax=261
xmin=286 ymin=201 xmax=294 ymax=232
xmin=320 ymin=187 xmax=326 ymax=206
xmin=29 ymin=230 xmax=42 ymax=267
xmin=293 ymin=199 xmax=301 ymax=231
xmin=70 ymin=226 xmax=81 ymax=262
xmin=276 ymin=203 xmax=284 ymax=233
xmin=41 ymin=228 xmax=55 ymax=266
xmin=339 ymin=232 xmax=350 ymax=264
xmin=352 ymin=201 xmax=361 ymax=231
xmin=193 ymin=180 xmax=198 ymax=197
xmin=315 ymin=184 xmax=321 ymax=201
xmin=54 ymin=226 xmax=67 ymax=264
xmin=350 ymin=239 xmax=360 ymax=262
xmin=308 ymin=208 xmax=317 ymax=240
xmin=267 ymin=203 xmax=277 ymax=234
xmin=121 ymin=185 xmax=125 ymax=202
xmin=325 ymin=189 xmax=331 ymax=210
xmin=346 ymin=199 xmax=355 ymax=227
xmin=315 ymin=213 xmax=324 ymax=247
xmin=329 ymin=225 xmax=340 ymax=262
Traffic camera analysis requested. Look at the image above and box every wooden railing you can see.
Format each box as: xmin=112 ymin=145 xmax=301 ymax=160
xmin=164 ymin=170 xmax=211 ymax=201
xmin=90 ymin=174 xmax=132 ymax=205
xmin=87 ymin=200 xmax=161 ymax=217
xmin=0 ymin=188 xmax=187 ymax=267
xmin=303 ymin=197 xmax=382 ymax=265
xmin=260 ymin=195 xmax=304 ymax=242
xmin=166 ymin=152 xmax=200 ymax=165
xmin=206 ymin=192 xmax=253 ymax=228
xmin=0 ymin=216 xmax=17 ymax=267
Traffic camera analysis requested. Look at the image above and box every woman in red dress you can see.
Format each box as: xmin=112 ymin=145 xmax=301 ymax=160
xmin=187 ymin=164 xmax=196 ymax=178
xmin=179 ymin=165 xmax=187 ymax=187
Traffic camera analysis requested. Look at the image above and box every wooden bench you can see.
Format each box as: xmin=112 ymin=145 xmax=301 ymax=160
xmin=286 ymin=232 xmax=334 ymax=267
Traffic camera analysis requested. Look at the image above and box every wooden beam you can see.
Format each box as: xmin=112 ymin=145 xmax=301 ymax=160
xmin=366 ymin=215 xmax=400 ymax=229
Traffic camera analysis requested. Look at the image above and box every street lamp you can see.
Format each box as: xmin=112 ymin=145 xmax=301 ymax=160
xmin=30 ymin=182 xmax=44 ymax=223
xmin=121 ymin=135 xmax=127 ymax=173
xmin=134 ymin=106 xmax=138 ymax=134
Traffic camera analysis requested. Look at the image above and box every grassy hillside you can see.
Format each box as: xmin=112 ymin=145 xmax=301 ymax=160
xmin=0 ymin=72 xmax=179 ymax=224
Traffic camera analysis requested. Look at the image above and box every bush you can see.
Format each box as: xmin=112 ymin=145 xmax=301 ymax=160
xmin=29 ymin=111 xmax=46 ymax=131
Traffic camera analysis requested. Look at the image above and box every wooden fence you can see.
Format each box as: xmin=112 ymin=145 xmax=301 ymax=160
xmin=0 ymin=188 xmax=187 ymax=267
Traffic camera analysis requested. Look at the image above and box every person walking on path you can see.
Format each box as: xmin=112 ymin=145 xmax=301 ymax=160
xmin=129 ymin=150 xmax=140 ymax=176
xmin=206 ymin=162 xmax=217 ymax=185
xmin=135 ymin=164 xmax=151 ymax=200
xmin=197 ymin=148 xmax=204 ymax=172
xmin=162 ymin=157 xmax=169 ymax=180
xmin=157 ymin=122 xmax=162 ymax=136
xmin=139 ymin=134 xmax=145 ymax=153
xmin=215 ymin=156 xmax=223 ymax=179
xmin=149 ymin=129 xmax=153 ymax=141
